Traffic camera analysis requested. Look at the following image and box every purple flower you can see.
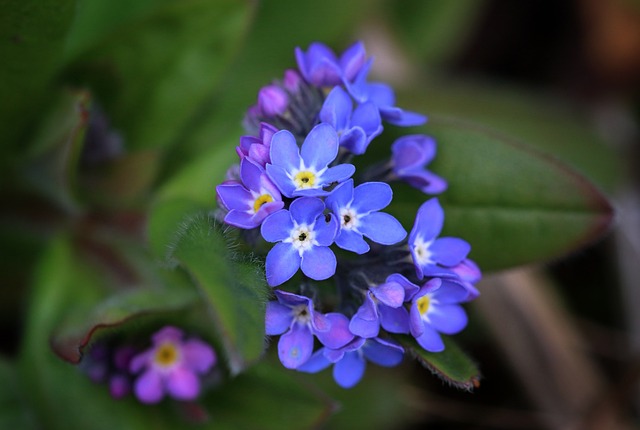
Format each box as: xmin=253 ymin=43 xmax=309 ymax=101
xmin=236 ymin=122 xmax=278 ymax=168
xmin=129 ymin=326 xmax=216 ymax=404
xmin=409 ymin=198 xmax=471 ymax=279
xmin=345 ymin=60 xmax=426 ymax=127
xmin=295 ymin=41 xmax=366 ymax=87
xmin=266 ymin=290 xmax=354 ymax=369
xmin=325 ymin=179 xmax=406 ymax=254
xmin=319 ymin=86 xmax=382 ymax=155
xmin=216 ymin=158 xmax=284 ymax=229
xmin=348 ymin=273 xmax=411 ymax=338
xmin=257 ymin=85 xmax=289 ymax=117
xmin=260 ymin=196 xmax=338 ymax=286
xmin=391 ymin=135 xmax=447 ymax=194
xmin=407 ymin=277 xmax=470 ymax=352
xmin=266 ymin=123 xmax=355 ymax=198
xmin=298 ymin=337 xmax=404 ymax=388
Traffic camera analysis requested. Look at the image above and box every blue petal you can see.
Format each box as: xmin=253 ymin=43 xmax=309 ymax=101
xmin=391 ymin=136 xmax=429 ymax=171
xmin=381 ymin=107 xmax=427 ymax=127
xmin=278 ymin=323 xmax=313 ymax=369
xmin=324 ymin=179 xmax=353 ymax=215
xmin=260 ymin=210 xmax=293 ymax=242
xmin=269 ymin=130 xmax=300 ymax=170
xmin=362 ymin=338 xmax=404 ymax=367
xmin=339 ymin=40 xmax=366 ymax=82
xmin=415 ymin=325 xmax=445 ymax=352
xmin=313 ymin=213 xmax=338 ymax=246
xmin=300 ymin=123 xmax=339 ymax=171
xmin=319 ymin=87 xmax=352 ymax=131
xmin=320 ymin=163 xmax=355 ymax=184
xmin=224 ymin=210 xmax=259 ymax=229
xmin=216 ymin=183 xmax=252 ymax=211
xmin=351 ymin=101 xmax=382 ymax=138
xmin=297 ymin=348 xmax=332 ymax=373
xmin=385 ymin=273 xmax=420 ymax=301
xmin=403 ymin=169 xmax=448 ymax=194
xmin=409 ymin=198 xmax=444 ymax=245
xmin=409 ymin=301 xmax=425 ymax=338
xmin=354 ymin=294 xmax=378 ymax=321
xmin=265 ymin=242 xmax=301 ymax=287
xmin=431 ymin=237 xmax=471 ymax=266
xmin=265 ymin=301 xmax=292 ymax=335
xmin=429 ymin=304 xmax=468 ymax=335
xmin=240 ymin=157 xmax=264 ymax=191
xmin=339 ymin=127 xmax=367 ymax=155
xmin=349 ymin=315 xmax=380 ymax=339
xmin=370 ymin=281 xmax=405 ymax=308
xmin=289 ymin=196 xmax=324 ymax=226
xmin=316 ymin=312 xmax=355 ymax=349
xmin=266 ymin=164 xmax=296 ymax=198
xmin=335 ymin=228 xmax=369 ymax=254
xmin=364 ymin=82 xmax=395 ymax=107
xmin=300 ymin=246 xmax=336 ymax=281
xmin=333 ymin=352 xmax=366 ymax=388
xmin=379 ymin=305 xmax=410 ymax=334
xmin=359 ymin=212 xmax=407 ymax=245
xmin=433 ymin=279 xmax=470 ymax=304
xmin=352 ymin=182 xmax=392 ymax=213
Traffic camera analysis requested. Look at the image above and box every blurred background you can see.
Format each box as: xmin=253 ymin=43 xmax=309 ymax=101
xmin=1 ymin=0 xmax=640 ymax=429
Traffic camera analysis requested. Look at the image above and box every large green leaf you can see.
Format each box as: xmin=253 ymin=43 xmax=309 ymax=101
xmin=68 ymin=0 xmax=253 ymax=150
xmin=0 ymin=357 xmax=36 ymax=430
xmin=394 ymin=335 xmax=480 ymax=391
xmin=170 ymin=213 xmax=269 ymax=375
xmin=384 ymin=118 xmax=613 ymax=272
xmin=0 ymin=0 xmax=76 ymax=155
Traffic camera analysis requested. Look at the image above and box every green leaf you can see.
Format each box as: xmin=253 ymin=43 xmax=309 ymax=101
xmin=170 ymin=213 xmax=269 ymax=374
xmin=0 ymin=357 xmax=36 ymax=430
xmin=0 ymin=0 xmax=76 ymax=155
xmin=394 ymin=334 xmax=480 ymax=391
xmin=385 ymin=118 xmax=613 ymax=272
xmin=68 ymin=0 xmax=253 ymax=150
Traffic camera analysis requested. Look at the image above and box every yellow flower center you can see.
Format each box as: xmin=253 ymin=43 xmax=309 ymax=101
xmin=417 ymin=296 xmax=431 ymax=316
xmin=154 ymin=342 xmax=179 ymax=367
xmin=294 ymin=171 xmax=316 ymax=189
xmin=253 ymin=194 xmax=274 ymax=212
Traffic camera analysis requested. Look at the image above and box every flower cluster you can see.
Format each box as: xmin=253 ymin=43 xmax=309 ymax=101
xmin=216 ymin=41 xmax=480 ymax=388
xmin=81 ymin=326 xmax=217 ymax=403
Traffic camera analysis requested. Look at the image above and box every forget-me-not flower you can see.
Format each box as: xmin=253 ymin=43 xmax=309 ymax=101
xmin=295 ymin=41 xmax=366 ymax=87
xmin=391 ymin=134 xmax=447 ymax=194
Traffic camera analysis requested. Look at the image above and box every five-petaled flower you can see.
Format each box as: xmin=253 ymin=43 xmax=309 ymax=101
xmin=261 ymin=196 xmax=338 ymax=286
xmin=129 ymin=326 xmax=216 ymax=404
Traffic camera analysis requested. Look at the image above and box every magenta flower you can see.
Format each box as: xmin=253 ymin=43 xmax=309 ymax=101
xmin=129 ymin=326 xmax=216 ymax=404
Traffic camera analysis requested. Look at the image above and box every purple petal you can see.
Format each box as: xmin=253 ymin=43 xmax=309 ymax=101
xmin=432 ymin=279 xmax=470 ymax=304
xmin=260 ymin=210 xmax=293 ymax=243
xmin=320 ymin=163 xmax=355 ymax=184
xmin=216 ymin=183 xmax=252 ymax=211
xmin=182 ymin=339 xmax=216 ymax=373
xmin=339 ymin=127 xmax=367 ymax=155
xmin=109 ymin=374 xmax=130 ymax=399
xmin=335 ymin=228 xmax=370 ymax=254
xmin=410 ymin=198 xmax=444 ymax=244
xmin=240 ymin=157 xmax=263 ymax=191
xmin=224 ymin=210 xmax=259 ymax=229
xmin=319 ymin=87 xmax=352 ymax=131
xmin=352 ymin=181 xmax=392 ymax=213
xmin=403 ymin=169 xmax=448 ymax=195
xmin=289 ymin=196 xmax=324 ymax=226
xmin=351 ymin=101 xmax=382 ymax=138
xmin=363 ymin=338 xmax=404 ymax=367
xmin=265 ymin=242 xmax=301 ymax=287
xmin=370 ymin=281 xmax=405 ymax=308
xmin=392 ymin=137 xmax=428 ymax=170
xmin=385 ymin=273 xmax=420 ymax=301
xmin=133 ymin=370 xmax=164 ymax=404
xmin=379 ymin=305 xmax=410 ymax=334
xmin=429 ymin=304 xmax=468 ymax=335
xmin=349 ymin=314 xmax=380 ymax=339
xmin=278 ymin=323 xmax=313 ymax=369
xmin=333 ymin=352 xmax=366 ymax=388
xmin=152 ymin=326 xmax=183 ymax=344
xmin=430 ymin=237 xmax=471 ymax=267
xmin=409 ymin=301 xmax=425 ymax=338
xmin=415 ymin=325 xmax=445 ymax=352
xmin=359 ymin=212 xmax=407 ymax=245
xmin=129 ymin=351 xmax=151 ymax=374
xmin=265 ymin=301 xmax=293 ymax=335
xmin=166 ymin=367 xmax=200 ymax=400
xmin=266 ymin=164 xmax=297 ymax=197
xmin=381 ymin=108 xmax=427 ymax=127
xmin=300 ymin=246 xmax=336 ymax=281
xmin=297 ymin=348 xmax=332 ymax=373
xmin=269 ymin=130 xmax=300 ymax=170
xmin=316 ymin=312 xmax=354 ymax=349
xmin=339 ymin=40 xmax=366 ymax=82
xmin=300 ymin=123 xmax=339 ymax=171
xmin=258 ymin=85 xmax=288 ymax=117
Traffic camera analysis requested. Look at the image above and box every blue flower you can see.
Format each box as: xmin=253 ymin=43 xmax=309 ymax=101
xmin=345 ymin=60 xmax=426 ymax=127
xmin=409 ymin=198 xmax=471 ymax=279
xmin=265 ymin=290 xmax=354 ymax=369
xmin=216 ymin=158 xmax=284 ymax=229
xmin=266 ymin=123 xmax=355 ymax=198
xmin=391 ymin=134 xmax=447 ymax=194
xmin=295 ymin=41 xmax=366 ymax=87
xmin=260 ymin=197 xmax=338 ymax=286
xmin=319 ymin=86 xmax=382 ymax=155
xmin=348 ymin=274 xmax=410 ymax=338
xmin=298 ymin=337 xmax=404 ymax=388
xmin=325 ymin=179 xmax=406 ymax=254
xmin=407 ymin=277 xmax=470 ymax=352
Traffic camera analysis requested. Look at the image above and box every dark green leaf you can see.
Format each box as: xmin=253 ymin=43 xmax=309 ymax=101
xmin=395 ymin=334 xmax=480 ymax=391
xmin=170 ymin=214 xmax=269 ymax=374
xmin=0 ymin=357 xmax=36 ymax=430
xmin=0 ymin=0 xmax=76 ymax=155
xmin=386 ymin=118 xmax=613 ymax=272
xmin=68 ymin=0 xmax=253 ymax=150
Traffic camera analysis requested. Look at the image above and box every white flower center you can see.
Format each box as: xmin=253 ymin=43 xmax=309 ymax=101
xmin=292 ymin=304 xmax=312 ymax=324
xmin=286 ymin=223 xmax=317 ymax=255
xmin=339 ymin=207 xmax=359 ymax=230
xmin=413 ymin=236 xmax=434 ymax=266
